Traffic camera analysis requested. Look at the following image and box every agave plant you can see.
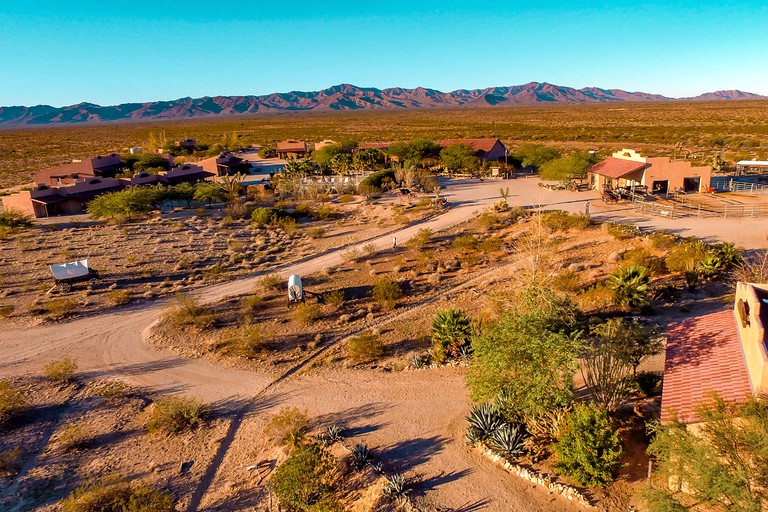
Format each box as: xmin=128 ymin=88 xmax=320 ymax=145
xmin=608 ymin=265 xmax=650 ymax=308
xmin=317 ymin=424 xmax=345 ymax=446
xmin=382 ymin=473 xmax=410 ymax=505
xmin=714 ymin=242 xmax=743 ymax=269
xmin=490 ymin=423 xmax=527 ymax=461
xmin=411 ymin=353 xmax=429 ymax=369
xmin=352 ymin=443 xmax=372 ymax=468
xmin=466 ymin=403 xmax=504 ymax=444
xmin=699 ymin=254 xmax=725 ymax=279
xmin=431 ymin=309 xmax=473 ymax=363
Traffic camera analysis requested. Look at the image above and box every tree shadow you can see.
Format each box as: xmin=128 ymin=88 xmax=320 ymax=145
xmin=311 ymin=402 xmax=390 ymax=435
xmin=377 ymin=435 xmax=449 ymax=473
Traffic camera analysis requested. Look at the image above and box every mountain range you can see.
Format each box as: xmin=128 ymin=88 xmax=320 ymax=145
xmin=1 ymin=82 xmax=766 ymax=126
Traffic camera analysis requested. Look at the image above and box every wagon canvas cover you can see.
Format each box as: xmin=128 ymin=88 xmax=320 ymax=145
xmin=50 ymin=259 xmax=91 ymax=280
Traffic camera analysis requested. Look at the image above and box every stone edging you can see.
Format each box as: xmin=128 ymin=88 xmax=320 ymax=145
xmin=474 ymin=443 xmax=594 ymax=509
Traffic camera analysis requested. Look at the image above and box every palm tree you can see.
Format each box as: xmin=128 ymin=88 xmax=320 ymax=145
xmin=608 ymin=265 xmax=650 ymax=308
xmin=431 ymin=309 xmax=473 ymax=362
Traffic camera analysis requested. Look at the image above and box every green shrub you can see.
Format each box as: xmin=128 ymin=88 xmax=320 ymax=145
xmin=293 ymin=303 xmax=322 ymax=324
xmin=621 ymin=247 xmax=666 ymax=276
xmin=452 ymin=234 xmax=478 ymax=250
xmin=242 ymin=294 xmax=262 ymax=312
xmin=371 ymin=278 xmax=403 ymax=309
xmin=347 ymin=331 xmax=384 ymax=363
xmin=42 ymin=297 xmax=78 ymax=319
xmin=107 ymin=289 xmax=132 ymax=306
xmin=552 ymin=269 xmax=582 ymax=293
xmin=0 ymin=380 xmax=26 ymax=426
xmin=554 ymin=403 xmax=622 ymax=487
xmin=323 ymin=289 xmax=345 ymax=308
xmin=259 ymin=273 xmax=283 ymax=291
xmin=648 ymin=231 xmax=677 ymax=250
xmin=407 ymin=228 xmax=433 ymax=248
xmin=0 ymin=305 xmax=14 ymax=318
xmin=431 ymin=309 xmax=473 ymax=363
xmin=251 ymin=206 xmax=278 ymax=227
xmin=270 ymin=444 xmax=342 ymax=512
xmin=60 ymin=478 xmax=176 ymax=512
xmin=665 ymin=239 xmax=711 ymax=274
xmin=216 ymin=325 xmax=267 ymax=359
xmin=147 ymin=397 xmax=208 ymax=435
xmin=541 ymin=211 xmax=590 ymax=232
xmin=477 ymin=236 xmax=502 ymax=253
xmin=44 ymin=356 xmax=78 ymax=383
xmin=606 ymin=222 xmax=638 ymax=240
xmin=311 ymin=204 xmax=339 ymax=221
xmin=476 ymin=212 xmax=500 ymax=230
xmin=0 ymin=210 xmax=33 ymax=232
xmin=162 ymin=294 xmax=216 ymax=330
xmin=359 ymin=169 xmax=396 ymax=191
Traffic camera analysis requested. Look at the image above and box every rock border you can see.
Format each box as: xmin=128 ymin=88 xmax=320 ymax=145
xmin=473 ymin=442 xmax=594 ymax=509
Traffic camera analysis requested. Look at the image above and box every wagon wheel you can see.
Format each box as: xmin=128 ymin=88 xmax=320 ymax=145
xmin=59 ymin=282 xmax=72 ymax=293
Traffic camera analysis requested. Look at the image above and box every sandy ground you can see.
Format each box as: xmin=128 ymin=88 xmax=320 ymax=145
xmin=2 ymin=177 xmax=766 ymax=511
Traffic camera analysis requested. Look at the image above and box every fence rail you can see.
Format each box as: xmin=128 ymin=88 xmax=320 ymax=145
xmin=633 ymin=196 xmax=768 ymax=219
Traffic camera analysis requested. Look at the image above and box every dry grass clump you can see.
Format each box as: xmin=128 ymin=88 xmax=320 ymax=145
xmin=162 ymin=294 xmax=216 ymax=330
xmin=293 ymin=303 xmax=323 ymax=325
xmin=551 ymin=269 xmax=582 ymax=293
xmin=606 ymin=222 xmax=639 ymax=240
xmin=41 ymin=297 xmax=78 ymax=320
xmin=107 ymin=289 xmax=131 ymax=306
xmin=575 ymin=283 xmax=615 ymax=313
xmin=44 ymin=356 xmax=78 ymax=383
xmin=0 ymin=446 xmax=21 ymax=476
xmin=58 ymin=423 xmax=90 ymax=451
xmin=648 ymin=231 xmax=678 ymax=250
xmin=347 ymin=331 xmax=384 ymax=363
xmin=89 ymin=380 xmax=130 ymax=402
xmin=59 ymin=477 xmax=176 ymax=512
xmin=0 ymin=379 xmax=26 ymax=426
xmin=323 ymin=289 xmax=345 ymax=309
xmin=371 ymin=278 xmax=404 ymax=309
xmin=541 ymin=210 xmax=590 ymax=232
xmin=259 ymin=273 xmax=283 ymax=291
xmin=264 ymin=407 xmax=309 ymax=446
xmin=242 ymin=294 xmax=262 ymax=312
xmin=146 ymin=396 xmax=208 ymax=435
xmin=216 ymin=325 xmax=267 ymax=359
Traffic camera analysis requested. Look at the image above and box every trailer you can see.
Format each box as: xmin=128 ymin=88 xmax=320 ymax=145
xmin=49 ymin=259 xmax=99 ymax=293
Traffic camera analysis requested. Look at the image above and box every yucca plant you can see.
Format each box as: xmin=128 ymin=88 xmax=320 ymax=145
xmin=490 ymin=423 xmax=527 ymax=461
xmin=382 ymin=473 xmax=410 ymax=505
xmin=351 ymin=443 xmax=372 ymax=469
xmin=608 ymin=265 xmax=650 ymax=308
xmin=431 ymin=309 xmax=473 ymax=363
xmin=317 ymin=424 xmax=344 ymax=447
xmin=466 ymin=403 xmax=504 ymax=444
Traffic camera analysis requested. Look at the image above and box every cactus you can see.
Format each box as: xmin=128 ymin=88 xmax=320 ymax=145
xmin=490 ymin=423 xmax=526 ymax=460
xmin=382 ymin=473 xmax=410 ymax=505
xmin=466 ymin=403 xmax=504 ymax=444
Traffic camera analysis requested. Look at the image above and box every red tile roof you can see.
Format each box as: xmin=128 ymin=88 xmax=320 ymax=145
xmin=589 ymin=157 xmax=648 ymax=179
xmin=440 ymin=138 xmax=503 ymax=153
xmin=661 ymin=310 xmax=752 ymax=424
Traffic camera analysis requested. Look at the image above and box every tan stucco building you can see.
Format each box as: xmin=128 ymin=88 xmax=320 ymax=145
xmin=588 ymin=149 xmax=712 ymax=194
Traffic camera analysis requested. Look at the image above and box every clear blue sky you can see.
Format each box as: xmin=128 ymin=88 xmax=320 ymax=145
xmin=1 ymin=0 xmax=767 ymax=107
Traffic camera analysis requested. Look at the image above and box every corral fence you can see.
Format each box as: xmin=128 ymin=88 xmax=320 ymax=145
xmin=633 ymin=195 xmax=768 ymax=219
xmin=710 ymin=176 xmax=768 ymax=195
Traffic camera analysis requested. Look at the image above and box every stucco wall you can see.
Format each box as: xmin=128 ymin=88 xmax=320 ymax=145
xmin=1 ymin=191 xmax=36 ymax=217
xmin=734 ymin=282 xmax=768 ymax=394
xmin=642 ymin=158 xmax=712 ymax=193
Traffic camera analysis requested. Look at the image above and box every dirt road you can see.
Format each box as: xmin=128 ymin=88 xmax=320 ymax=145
xmin=2 ymin=177 xmax=765 ymax=511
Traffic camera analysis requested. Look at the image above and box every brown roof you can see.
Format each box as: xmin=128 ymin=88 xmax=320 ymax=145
xmin=277 ymin=140 xmax=307 ymax=152
xmin=589 ymin=158 xmax=648 ymax=179
xmin=440 ymin=138 xmax=504 ymax=153
xmin=661 ymin=310 xmax=753 ymax=424
xmin=34 ymin=161 xmax=95 ymax=183
xmin=164 ymin=164 xmax=214 ymax=184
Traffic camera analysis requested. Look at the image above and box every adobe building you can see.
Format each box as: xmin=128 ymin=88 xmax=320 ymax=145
xmin=34 ymin=153 xmax=125 ymax=186
xmin=661 ymin=282 xmax=768 ymax=426
xmin=439 ymin=138 xmax=508 ymax=163
xmin=588 ymin=149 xmax=712 ymax=194
xmin=276 ymin=140 xmax=308 ymax=159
